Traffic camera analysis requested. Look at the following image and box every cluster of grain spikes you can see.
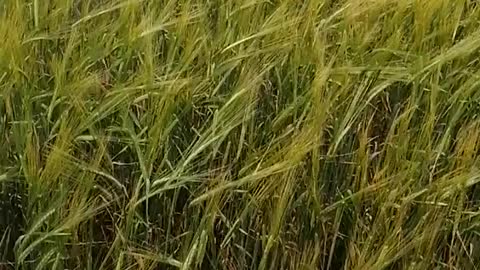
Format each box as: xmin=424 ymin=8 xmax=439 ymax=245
xmin=2 ymin=0 xmax=480 ymax=269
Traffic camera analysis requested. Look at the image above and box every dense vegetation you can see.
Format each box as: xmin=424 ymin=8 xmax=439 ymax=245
xmin=2 ymin=0 xmax=480 ymax=269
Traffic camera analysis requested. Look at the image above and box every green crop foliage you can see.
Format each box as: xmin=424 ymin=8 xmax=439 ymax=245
xmin=2 ymin=0 xmax=480 ymax=269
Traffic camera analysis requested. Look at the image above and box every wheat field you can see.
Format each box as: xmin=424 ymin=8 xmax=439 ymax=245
xmin=2 ymin=0 xmax=480 ymax=269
